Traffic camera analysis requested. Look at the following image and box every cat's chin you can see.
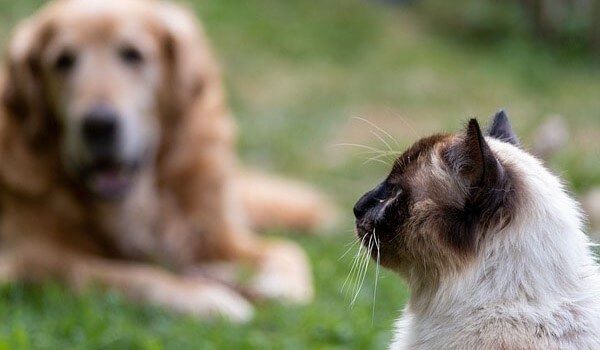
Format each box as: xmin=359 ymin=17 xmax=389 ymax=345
xmin=356 ymin=221 xmax=396 ymax=245
xmin=355 ymin=223 xmax=372 ymax=240
xmin=356 ymin=224 xmax=377 ymax=251
xmin=355 ymin=223 xmax=383 ymax=248
xmin=356 ymin=223 xmax=398 ymax=266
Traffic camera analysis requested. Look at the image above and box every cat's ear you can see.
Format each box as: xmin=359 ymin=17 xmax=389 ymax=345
xmin=446 ymin=119 xmax=505 ymax=190
xmin=442 ymin=119 xmax=513 ymax=252
xmin=487 ymin=110 xmax=519 ymax=146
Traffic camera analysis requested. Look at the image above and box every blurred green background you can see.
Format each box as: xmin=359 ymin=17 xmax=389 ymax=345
xmin=0 ymin=0 xmax=599 ymax=349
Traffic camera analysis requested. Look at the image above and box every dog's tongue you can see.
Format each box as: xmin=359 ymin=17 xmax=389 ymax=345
xmin=88 ymin=168 xmax=130 ymax=198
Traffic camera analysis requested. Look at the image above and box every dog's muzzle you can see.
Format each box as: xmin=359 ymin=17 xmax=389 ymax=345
xmin=81 ymin=105 xmax=120 ymax=158
xmin=77 ymin=105 xmax=138 ymax=200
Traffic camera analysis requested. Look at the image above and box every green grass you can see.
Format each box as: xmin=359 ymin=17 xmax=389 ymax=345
xmin=1 ymin=0 xmax=599 ymax=349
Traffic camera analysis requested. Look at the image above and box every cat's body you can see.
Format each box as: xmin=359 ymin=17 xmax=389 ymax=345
xmin=353 ymin=112 xmax=600 ymax=350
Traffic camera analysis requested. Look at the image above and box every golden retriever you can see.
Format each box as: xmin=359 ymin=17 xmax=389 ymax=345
xmin=0 ymin=0 xmax=334 ymax=322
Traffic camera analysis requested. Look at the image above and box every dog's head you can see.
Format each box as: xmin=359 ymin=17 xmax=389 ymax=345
xmin=1 ymin=0 xmax=221 ymax=199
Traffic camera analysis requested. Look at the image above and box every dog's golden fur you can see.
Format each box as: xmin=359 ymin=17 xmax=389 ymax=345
xmin=0 ymin=0 xmax=334 ymax=322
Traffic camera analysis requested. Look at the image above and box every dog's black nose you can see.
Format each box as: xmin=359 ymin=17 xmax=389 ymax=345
xmin=81 ymin=106 xmax=119 ymax=154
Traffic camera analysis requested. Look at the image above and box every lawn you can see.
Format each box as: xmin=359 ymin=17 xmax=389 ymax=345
xmin=0 ymin=0 xmax=599 ymax=349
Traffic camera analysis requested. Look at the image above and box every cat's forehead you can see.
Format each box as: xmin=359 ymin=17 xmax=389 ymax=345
xmin=392 ymin=134 xmax=450 ymax=175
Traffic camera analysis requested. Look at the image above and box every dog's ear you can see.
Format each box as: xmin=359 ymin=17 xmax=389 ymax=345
xmin=1 ymin=17 xmax=56 ymax=149
xmin=152 ymin=2 xmax=235 ymax=184
xmin=0 ymin=17 xmax=57 ymax=193
xmin=153 ymin=3 xmax=225 ymax=122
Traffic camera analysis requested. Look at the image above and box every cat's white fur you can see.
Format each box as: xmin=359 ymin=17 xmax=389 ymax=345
xmin=391 ymin=137 xmax=600 ymax=350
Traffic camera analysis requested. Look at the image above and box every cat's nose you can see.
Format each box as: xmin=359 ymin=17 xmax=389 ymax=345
xmin=354 ymin=182 xmax=386 ymax=219
xmin=353 ymin=192 xmax=371 ymax=219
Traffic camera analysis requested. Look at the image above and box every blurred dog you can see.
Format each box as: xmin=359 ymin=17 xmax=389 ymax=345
xmin=0 ymin=0 xmax=334 ymax=322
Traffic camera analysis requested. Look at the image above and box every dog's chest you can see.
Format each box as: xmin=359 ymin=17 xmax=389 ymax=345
xmin=92 ymin=174 xmax=163 ymax=261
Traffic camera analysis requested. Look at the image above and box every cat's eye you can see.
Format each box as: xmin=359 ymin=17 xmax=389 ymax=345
xmin=53 ymin=50 xmax=77 ymax=73
xmin=373 ymin=183 xmax=402 ymax=204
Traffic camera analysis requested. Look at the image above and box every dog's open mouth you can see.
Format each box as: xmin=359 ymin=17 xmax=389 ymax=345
xmin=82 ymin=160 xmax=137 ymax=200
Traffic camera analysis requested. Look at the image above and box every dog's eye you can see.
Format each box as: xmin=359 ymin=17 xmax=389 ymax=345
xmin=54 ymin=50 xmax=77 ymax=73
xmin=119 ymin=45 xmax=144 ymax=66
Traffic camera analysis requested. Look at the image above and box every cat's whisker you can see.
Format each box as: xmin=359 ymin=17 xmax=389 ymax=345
xmin=362 ymin=151 xmax=398 ymax=165
xmin=361 ymin=150 xmax=399 ymax=160
xmin=352 ymin=238 xmax=371 ymax=296
xmin=346 ymin=235 xmax=367 ymax=296
xmin=333 ymin=143 xmax=386 ymax=153
xmin=355 ymin=149 xmax=397 ymax=157
xmin=339 ymin=237 xmax=361 ymax=261
xmin=344 ymin=237 xmax=365 ymax=298
xmin=337 ymin=117 xmax=402 ymax=168
xmin=353 ymin=236 xmax=373 ymax=304
xmin=369 ymin=130 xmax=395 ymax=154
xmin=372 ymin=229 xmax=381 ymax=324
xmin=381 ymin=108 xmax=419 ymax=140
xmin=351 ymin=234 xmax=373 ymax=306
xmin=362 ymin=156 xmax=394 ymax=167
xmin=335 ymin=140 xmax=399 ymax=168
xmin=337 ymin=143 xmax=398 ymax=166
xmin=390 ymin=230 xmax=404 ymax=243
xmin=341 ymin=245 xmax=361 ymax=294
xmin=353 ymin=116 xmax=401 ymax=148
xmin=342 ymin=234 xmax=368 ymax=295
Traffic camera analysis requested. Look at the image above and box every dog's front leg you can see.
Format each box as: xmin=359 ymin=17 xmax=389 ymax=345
xmin=249 ymin=239 xmax=314 ymax=303
xmin=192 ymin=239 xmax=315 ymax=303
xmin=73 ymin=257 xmax=255 ymax=322
xmin=0 ymin=253 xmax=16 ymax=284
xmin=0 ymin=242 xmax=254 ymax=322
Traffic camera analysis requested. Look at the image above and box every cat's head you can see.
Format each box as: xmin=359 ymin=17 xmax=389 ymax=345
xmin=353 ymin=111 xmax=521 ymax=277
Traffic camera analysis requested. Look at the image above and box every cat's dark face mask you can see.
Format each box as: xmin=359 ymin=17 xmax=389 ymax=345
xmin=354 ymin=179 xmax=406 ymax=235
xmin=352 ymin=133 xmax=447 ymax=268
xmin=353 ymin=177 xmax=411 ymax=267
xmin=352 ymin=110 xmax=520 ymax=272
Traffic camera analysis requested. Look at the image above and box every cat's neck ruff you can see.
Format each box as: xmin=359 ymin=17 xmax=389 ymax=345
xmin=394 ymin=137 xmax=600 ymax=349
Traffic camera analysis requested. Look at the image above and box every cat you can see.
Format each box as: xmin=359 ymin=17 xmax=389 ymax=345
xmin=353 ymin=111 xmax=600 ymax=349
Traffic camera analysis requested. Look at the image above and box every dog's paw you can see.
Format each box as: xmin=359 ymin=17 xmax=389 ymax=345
xmin=190 ymin=283 xmax=254 ymax=323
xmin=251 ymin=241 xmax=314 ymax=303
xmin=153 ymin=281 xmax=254 ymax=323
xmin=0 ymin=255 xmax=15 ymax=284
